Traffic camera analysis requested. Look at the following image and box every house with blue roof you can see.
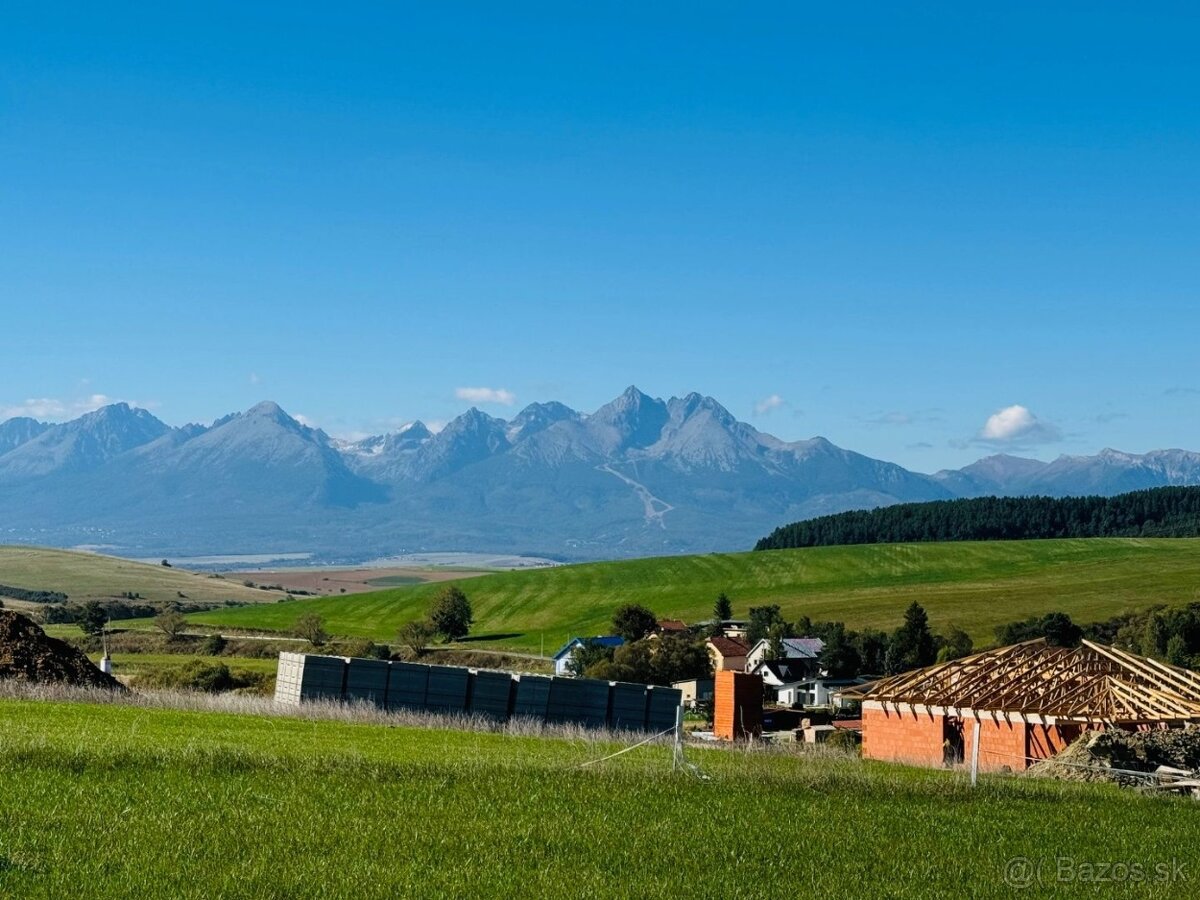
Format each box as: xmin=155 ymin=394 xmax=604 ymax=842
xmin=552 ymin=635 xmax=624 ymax=676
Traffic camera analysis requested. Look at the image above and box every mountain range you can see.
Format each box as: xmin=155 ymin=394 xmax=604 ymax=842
xmin=3 ymin=387 xmax=1200 ymax=562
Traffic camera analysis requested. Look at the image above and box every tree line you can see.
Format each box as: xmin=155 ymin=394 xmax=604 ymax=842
xmin=0 ymin=584 xmax=68 ymax=604
xmin=754 ymin=487 xmax=1200 ymax=550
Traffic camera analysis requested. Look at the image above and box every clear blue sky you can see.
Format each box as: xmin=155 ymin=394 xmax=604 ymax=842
xmin=3 ymin=3 xmax=1199 ymax=471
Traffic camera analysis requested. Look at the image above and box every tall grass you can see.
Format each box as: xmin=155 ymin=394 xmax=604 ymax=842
xmin=0 ymin=680 xmax=661 ymax=745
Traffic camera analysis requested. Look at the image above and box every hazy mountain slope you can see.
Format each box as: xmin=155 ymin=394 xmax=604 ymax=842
xmin=0 ymin=417 xmax=49 ymax=455
xmin=3 ymin=389 xmax=1200 ymax=561
xmin=0 ymin=404 xmax=169 ymax=481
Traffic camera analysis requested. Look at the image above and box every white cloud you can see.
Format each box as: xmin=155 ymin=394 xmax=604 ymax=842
xmin=0 ymin=393 xmax=121 ymax=422
xmin=249 ymin=372 xmax=261 ymax=385
xmin=294 ymin=413 xmax=316 ymax=428
xmin=753 ymin=394 xmax=786 ymax=416
xmin=455 ymin=386 xmax=516 ymax=406
xmin=978 ymin=404 xmax=1061 ymax=445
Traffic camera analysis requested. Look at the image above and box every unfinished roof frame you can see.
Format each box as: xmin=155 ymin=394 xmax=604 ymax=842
xmin=845 ymin=639 xmax=1200 ymax=726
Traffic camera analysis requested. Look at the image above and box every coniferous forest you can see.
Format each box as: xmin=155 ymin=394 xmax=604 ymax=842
xmin=755 ymin=487 xmax=1200 ymax=551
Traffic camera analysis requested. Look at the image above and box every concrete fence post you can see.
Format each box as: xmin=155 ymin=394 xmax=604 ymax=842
xmin=970 ymin=718 xmax=981 ymax=786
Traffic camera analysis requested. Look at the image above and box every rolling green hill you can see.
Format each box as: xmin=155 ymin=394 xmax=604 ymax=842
xmin=0 ymin=546 xmax=281 ymax=606
xmin=191 ymin=538 xmax=1200 ymax=652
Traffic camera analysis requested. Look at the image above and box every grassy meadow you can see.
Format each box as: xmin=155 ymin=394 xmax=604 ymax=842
xmin=0 ymin=695 xmax=1196 ymax=898
xmin=191 ymin=538 xmax=1200 ymax=652
xmin=89 ymin=652 xmax=278 ymax=679
xmin=0 ymin=546 xmax=280 ymax=605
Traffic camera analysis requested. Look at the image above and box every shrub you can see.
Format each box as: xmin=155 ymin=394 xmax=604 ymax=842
xmin=397 ymin=620 xmax=436 ymax=657
xmin=134 ymin=660 xmax=270 ymax=694
xmin=342 ymin=639 xmax=390 ymax=660
xmin=202 ymin=634 xmax=228 ymax=656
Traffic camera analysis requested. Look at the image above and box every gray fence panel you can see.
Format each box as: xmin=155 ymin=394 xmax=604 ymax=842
xmin=608 ymin=681 xmax=650 ymax=731
xmin=425 ymin=664 xmax=470 ymax=713
xmin=346 ymin=658 xmax=389 ymax=706
xmin=386 ymin=662 xmax=430 ymax=711
xmin=468 ymin=670 xmax=515 ymax=719
xmin=297 ymin=655 xmax=347 ymax=701
xmin=646 ymin=685 xmax=683 ymax=731
xmin=275 ymin=654 xmax=671 ymax=733
xmin=512 ymin=674 xmax=552 ymax=718
xmin=547 ymin=676 xmax=610 ymax=727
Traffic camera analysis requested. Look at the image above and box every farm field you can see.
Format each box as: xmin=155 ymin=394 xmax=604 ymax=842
xmin=0 ymin=546 xmax=281 ymax=605
xmin=0 ymin=696 xmax=1194 ymax=898
xmin=192 ymin=538 xmax=1200 ymax=653
xmin=224 ymin=565 xmax=488 ymax=596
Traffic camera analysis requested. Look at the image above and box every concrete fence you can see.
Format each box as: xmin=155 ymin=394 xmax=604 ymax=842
xmin=274 ymin=652 xmax=681 ymax=733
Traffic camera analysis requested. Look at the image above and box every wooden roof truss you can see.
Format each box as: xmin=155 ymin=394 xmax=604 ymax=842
xmin=848 ymin=639 xmax=1200 ymax=724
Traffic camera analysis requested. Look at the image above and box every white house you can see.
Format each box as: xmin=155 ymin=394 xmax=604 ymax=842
xmin=753 ymin=658 xmax=822 ymax=691
xmin=551 ymin=636 xmax=624 ymax=676
xmin=744 ymin=637 xmax=824 ymax=672
xmin=776 ymin=677 xmax=868 ymax=710
xmin=752 ymin=658 xmax=863 ymax=709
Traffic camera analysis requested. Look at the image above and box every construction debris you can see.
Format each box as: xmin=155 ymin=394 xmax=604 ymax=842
xmin=1027 ymin=727 xmax=1200 ymax=787
xmin=0 ymin=611 xmax=122 ymax=690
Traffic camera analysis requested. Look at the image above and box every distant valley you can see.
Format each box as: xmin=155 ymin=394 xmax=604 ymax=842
xmin=4 ymin=386 xmax=1200 ymax=562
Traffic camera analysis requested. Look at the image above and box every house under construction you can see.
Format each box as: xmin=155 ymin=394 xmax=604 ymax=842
xmin=847 ymin=639 xmax=1200 ymax=772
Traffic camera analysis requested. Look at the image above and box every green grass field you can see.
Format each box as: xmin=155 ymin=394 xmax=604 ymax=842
xmin=87 ymin=653 xmax=279 ymax=678
xmin=0 ymin=696 xmax=1195 ymax=898
xmin=0 ymin=546 xmax=281 ymax=605
xmin=191 ymin=538 xmax=1200 ymax=652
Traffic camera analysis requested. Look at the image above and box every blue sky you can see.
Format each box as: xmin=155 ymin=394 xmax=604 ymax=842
xmin=3 ymin=2 xmax=1199 ymax=471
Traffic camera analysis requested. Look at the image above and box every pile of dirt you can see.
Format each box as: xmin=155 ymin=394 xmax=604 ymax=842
xmin=1027 ymin=727 xmax=1200 ymax=784
xmin=0 ymin=611 xmax=122 ymax=690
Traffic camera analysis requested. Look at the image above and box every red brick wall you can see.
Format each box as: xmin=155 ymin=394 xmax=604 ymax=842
xmin=1027 ymin=723 xmax=1080 ymax=763
xmin=861 ymin=706 xmax=946 ymax=767
xmin=714 ymin=671 xmax=763 ymax=741
xmin=864 ymin=706 xmax=1096 ymax=771
xmin=963 ymin=717 xmax=1028 ymax=772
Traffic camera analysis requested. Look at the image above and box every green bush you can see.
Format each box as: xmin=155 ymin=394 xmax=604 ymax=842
xmin=135 ymin=660 xmax=270 ymax=694
xmin=202 ymin=634 xmax=228 ymax=656
xmin=342 ymin=639 xmax=390 ymax=660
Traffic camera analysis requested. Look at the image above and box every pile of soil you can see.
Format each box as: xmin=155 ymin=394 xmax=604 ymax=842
xmin=1028 ymin=727 xmax=1200 ymax=784
xmin=0 ymin=611 xmax=122 ymax=690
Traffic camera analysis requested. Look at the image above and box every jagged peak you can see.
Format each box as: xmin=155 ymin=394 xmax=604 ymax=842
xmin=0 ymin=415 xmax=47 ymax=428
xmin=245 ymin=400 xmax=289 ymax=419
xmin=398 ymin=420 xmax=432 ymax=437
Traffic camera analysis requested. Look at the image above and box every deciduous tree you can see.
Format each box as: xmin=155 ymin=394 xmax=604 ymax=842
xmin=154 ymin=611 xmax=188 ymax=641
xmin=429 ymin=586 xmax=473 ymax=641
xmin=294 ymin=613 xmax=329 ymax=647
xmin=611 ymin=602 xmax=658 ymax=642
